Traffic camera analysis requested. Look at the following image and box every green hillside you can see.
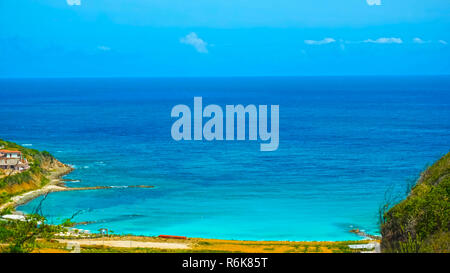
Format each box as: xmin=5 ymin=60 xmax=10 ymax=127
xmin=381 ymin=151 xmax=450 ymax=253
xmin=0 ymin=139 xmax=70 ymax=205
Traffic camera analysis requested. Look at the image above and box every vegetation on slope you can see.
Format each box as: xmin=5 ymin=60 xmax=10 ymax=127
xmin=381 ymin=151 xmax=450 ymax=253
xmin=0 ymin=139 xmax=69 ymax=204
xmin=0 ymin=195 xmax=70 ymax=253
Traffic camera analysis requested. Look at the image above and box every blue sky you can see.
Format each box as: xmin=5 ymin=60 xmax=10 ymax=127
xmin=1 ymin=0 xmax=449 ymax=77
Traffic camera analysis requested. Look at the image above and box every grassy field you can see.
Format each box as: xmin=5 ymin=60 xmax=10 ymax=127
xmin=16 ymin=236 xmax=373 ymax=253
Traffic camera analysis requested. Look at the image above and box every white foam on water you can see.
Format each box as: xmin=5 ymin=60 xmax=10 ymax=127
xmin=67 ymin=180 xmax=81 ymax=183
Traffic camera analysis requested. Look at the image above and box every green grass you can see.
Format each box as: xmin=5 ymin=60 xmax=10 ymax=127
xmin=381 ymin=151 xmax=450 ymax=253
xmin=0 ymin=139 xmax=60 ymax=203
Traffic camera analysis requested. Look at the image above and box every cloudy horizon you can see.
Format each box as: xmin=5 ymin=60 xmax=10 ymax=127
xmin=0 ymin=0 xmax=449 ymax=77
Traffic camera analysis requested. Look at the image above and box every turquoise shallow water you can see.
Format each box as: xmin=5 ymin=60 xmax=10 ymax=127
xmin=1 ymin=76 xmax=450 ymax=241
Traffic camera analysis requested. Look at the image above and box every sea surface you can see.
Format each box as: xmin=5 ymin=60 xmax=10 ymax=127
xmin=1 ymin=76 xmax=450 ymax=241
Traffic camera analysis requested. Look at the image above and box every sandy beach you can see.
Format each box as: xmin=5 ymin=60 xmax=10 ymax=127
xmin=0 ymin=164 xmax=153 ymax=211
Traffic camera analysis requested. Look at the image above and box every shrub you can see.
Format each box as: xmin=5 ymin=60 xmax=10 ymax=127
xmin=381 ymin=151 xmax=450 ymax=253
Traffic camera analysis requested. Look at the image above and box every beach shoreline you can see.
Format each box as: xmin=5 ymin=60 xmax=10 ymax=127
xmin=0 ymin=140 xmax=375 ymax=247
xmin=0 ymin=158 xmax=379 ymax=253
xmin=1 ymin=165 xmax=375 ymax=244
xmin=0 ymin=163 xmax=72 ymax=211
xmin=0 ymin=164 xmax=154 ymax=211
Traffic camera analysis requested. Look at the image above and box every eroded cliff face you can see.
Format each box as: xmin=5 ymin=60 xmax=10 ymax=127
xmin=381 ymin=152 xmax=450 ymax=253
xmin=0 ymin=139 xmax=72 ymax=204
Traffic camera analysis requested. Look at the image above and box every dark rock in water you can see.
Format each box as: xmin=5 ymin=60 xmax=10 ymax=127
xmin=349 ymin=228 xmax=381 ymax=240
xmin=127 ymin=185 xmax=154 ymax=188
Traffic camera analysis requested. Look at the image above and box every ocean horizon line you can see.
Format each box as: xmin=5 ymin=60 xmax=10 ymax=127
xmin=1 ymin=74 xmax=450 ymax=80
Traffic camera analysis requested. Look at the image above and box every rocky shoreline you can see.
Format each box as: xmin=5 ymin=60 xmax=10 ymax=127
xmin=1 ymin=163 xmax=154 ymax=211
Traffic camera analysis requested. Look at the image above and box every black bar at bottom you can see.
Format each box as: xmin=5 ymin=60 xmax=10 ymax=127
xmin=0 ymin=253 xmax=444 ymax=272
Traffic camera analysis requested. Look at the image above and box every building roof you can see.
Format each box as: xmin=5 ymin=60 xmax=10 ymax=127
xmin=0 ymin=150 xmax=22 ymax=154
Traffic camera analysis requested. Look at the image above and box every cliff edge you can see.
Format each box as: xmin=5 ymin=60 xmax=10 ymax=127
xmin=381 ymin=151 xmax=450 ymax=253
xmin=0 ymin=139 xmax=72 ymax=206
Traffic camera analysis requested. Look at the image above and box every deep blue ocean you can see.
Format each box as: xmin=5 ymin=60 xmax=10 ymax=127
xmin=1 ymin=76 xmax=449 ymax=241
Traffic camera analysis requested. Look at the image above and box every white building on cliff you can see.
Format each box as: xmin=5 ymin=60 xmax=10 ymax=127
xmin=0 ymin=150 xmax=30 ymax=171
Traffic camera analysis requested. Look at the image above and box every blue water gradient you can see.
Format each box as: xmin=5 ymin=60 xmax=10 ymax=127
xmin=1 ymin=76 xmax=449 ymax=241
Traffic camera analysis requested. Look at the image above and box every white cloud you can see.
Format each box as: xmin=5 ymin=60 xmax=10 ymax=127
xmin=98 ymin=45 xmax=111 ymax=51
xmin=363 ymin=37 xmax=403 ymax=44
xmin=413 ymin=38 xmax=450 ymax=45
xmin=66 ymin=0 xmax=81 ymax=6
xmin=304 ymin=38 xmax=336 ymax=45
xmin=180 ymin=32 xmax=208 ymax=53
xmin=413 ymin=38 xmax=426 ymax=44
xmin=366 ymin=0 xmax=381 ymax=6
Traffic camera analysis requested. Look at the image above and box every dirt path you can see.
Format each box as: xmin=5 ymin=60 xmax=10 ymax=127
xmin=57 ymin=239 xmax=190 ymax=250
